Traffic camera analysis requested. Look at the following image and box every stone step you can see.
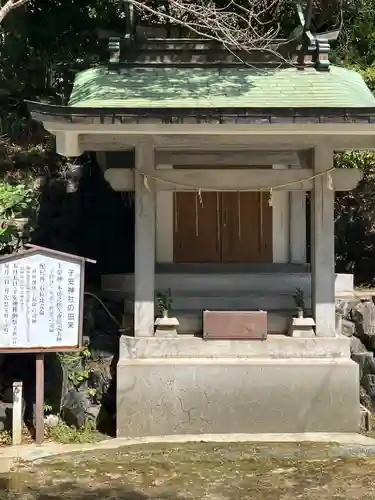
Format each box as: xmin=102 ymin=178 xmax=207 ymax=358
xmin=121 ymin=309 xmax=295 ymax=334
xmin=125 ymin=294 xmax=311 ymax=312
xmin=163 ymin=289 xmax=311 ymax=299
xmin=120 ymin=311 xmax=291 ymax=334
xmin=103 ymin=272 xmax=353 ymax=296
xmin=103 ymin=272 xmax=312 ymax=295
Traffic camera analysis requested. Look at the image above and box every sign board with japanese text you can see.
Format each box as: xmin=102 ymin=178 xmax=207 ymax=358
xmin=0 ymin=246 xmax=88 ymax=352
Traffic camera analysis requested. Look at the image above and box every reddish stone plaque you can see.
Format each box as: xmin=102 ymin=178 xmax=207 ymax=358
xmin=203 ymin=310 xmax=267 ymax=340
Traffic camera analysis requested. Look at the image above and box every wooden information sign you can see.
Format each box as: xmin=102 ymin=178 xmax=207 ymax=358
xmin=0 ymin=245 xmax=95 ymax=444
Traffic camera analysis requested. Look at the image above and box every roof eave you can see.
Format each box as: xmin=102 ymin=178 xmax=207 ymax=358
xmin=25 ymin=100 xmax=375 ymax=125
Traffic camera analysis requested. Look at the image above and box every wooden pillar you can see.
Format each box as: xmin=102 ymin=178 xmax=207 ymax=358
xmin=134 ymin=142 xmax=156 ymax=337
xmin=311 ymin=146 xmax=335 ymax=337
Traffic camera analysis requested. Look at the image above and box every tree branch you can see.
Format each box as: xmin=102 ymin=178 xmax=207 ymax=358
xmin=127 ymin=0 xmax=351 ymax=53
xmin=0 ymin=0 xmax=28 ymax=25
xmin=129 ymin=0 xmax=283 ymax=49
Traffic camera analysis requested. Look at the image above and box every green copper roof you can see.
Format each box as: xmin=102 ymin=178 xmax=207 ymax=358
xmin=68 ymin=65 xmax=375 ymax=109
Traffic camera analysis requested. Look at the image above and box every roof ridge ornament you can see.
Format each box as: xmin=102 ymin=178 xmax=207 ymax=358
xmin=108 ymin=37 xmax=120 ymax=65
xmin=124 ymin=0 xmax=136 ymax=42
xmin=292 ymin=0 xmax=340 ymax=71
xmin=108 ymin=0 xmax=136 ymax=65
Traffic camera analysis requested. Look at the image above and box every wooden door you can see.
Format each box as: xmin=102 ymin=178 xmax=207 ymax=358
xmin=174 ymin=192 xmax=220 ymax=262
xmin=221 ymin=192 xmax=272 ymax=262
xmin=173 ymin=191 xmax=272 ymax=263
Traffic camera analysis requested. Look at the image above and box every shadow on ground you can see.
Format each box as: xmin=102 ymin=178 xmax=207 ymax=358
xmin=1 ymin=442 xmax=375 ymax=500
xmin=0 ymin=477 xmax=181 ymax=500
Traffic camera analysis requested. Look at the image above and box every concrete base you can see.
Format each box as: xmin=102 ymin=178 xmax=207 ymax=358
xmin=117 ymin=336 xmax=360 ymax=437
xmin=119 ymin=334 xmax=351 ymax=359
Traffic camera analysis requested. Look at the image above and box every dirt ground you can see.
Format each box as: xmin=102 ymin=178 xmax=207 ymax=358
xmin=2 ymin=442 xmax=375 ymax=500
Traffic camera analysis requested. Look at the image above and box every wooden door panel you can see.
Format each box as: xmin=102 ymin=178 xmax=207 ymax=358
xmin=173 ymin=191 xmax=273 ymax=263
xmin=221 ymin=192 xmax=258 ymax=262
xmin=174 ymin=192 xmax=220 ymax=262
xmin=221 ymin=192 xmax=273 ymax=263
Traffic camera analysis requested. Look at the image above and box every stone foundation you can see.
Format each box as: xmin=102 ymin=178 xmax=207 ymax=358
xmin=117 ymin=335 xmax=360 ymax=437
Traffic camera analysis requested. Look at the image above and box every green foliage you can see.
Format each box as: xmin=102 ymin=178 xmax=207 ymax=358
xmin=44 ymin=401 xmax=53 ymax=414
xmin=0 ymin=182 xmax=38 ymax=253
xmin=332 ymin=1 xmax=375 ymax=284
xmin=293 ymin=287 xmax=305 ymax=312
xmin=0 ymin=430 xmax=12 ymax=445
xmin=156 ymin=288 xmax=173 ymax=313
xmin=58 ymin=346 xmax=95 ymax=394
xmin=357 ymin=66 xmax=375 ymax=94
xmin=334 ymin=150 xmax=375 ymax=283
xmin=0 ymin=183 xmax=36 ymax=216
xmin=46 ymin=419 xmax=99 ymax=444
xmin=0 ymin=0 xmax=373 ymax=285
xmin=338 ymin=0 xmax=375 ymax=67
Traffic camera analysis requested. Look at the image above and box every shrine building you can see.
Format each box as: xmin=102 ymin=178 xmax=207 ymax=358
xmin=26 ymin=14 xmax=375 ymax=436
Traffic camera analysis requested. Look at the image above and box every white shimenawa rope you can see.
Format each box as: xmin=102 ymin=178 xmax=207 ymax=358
xmin=142 ymin=168 xmax=334 ymax=239
xmin=141 ymin=167 xmax=335 ymax=194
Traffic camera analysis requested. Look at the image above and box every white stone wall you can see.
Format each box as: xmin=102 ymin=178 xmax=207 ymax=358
xmin=156 ymin=192 xmax=174 ymax=263
xmin=271 ymin=191 xmax=289 ymax=263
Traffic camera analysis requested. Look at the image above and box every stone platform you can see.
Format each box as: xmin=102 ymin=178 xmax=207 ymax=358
xmin=117 ymin=335 xmax=360 ymax=437
xmin=102 ymin=266 xmax=354 ymax=335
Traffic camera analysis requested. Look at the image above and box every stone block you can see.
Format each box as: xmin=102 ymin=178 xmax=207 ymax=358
xmin=120 ymin=335 xmax=352 ymax=360
xmin=289 ymin=316 xmax=315 ymax=338
xmin=341 ymin=319 xmax=355 ymax=337
xmin=117 ymin=357 xmax=359 ymax=437
xmin=154 ymin=317 xmax=179 ymax=337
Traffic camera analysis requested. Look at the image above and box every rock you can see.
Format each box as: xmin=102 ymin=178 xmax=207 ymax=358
xmin=56 ymin=294 xmax=121 ymax=430
xmin=350 ymin=336 xmax=375 ymax=410
xmin=0 ymin=355 xmax=5 ymax=372
xmin=335 ymin=298 xmax=357 ymax=336
xmin=360 ymin=386 xmax=373 ymax=410
xmin=351 ymin=336 xmax=375 ymax=380
xmin=341 ymin=319 xmax=356 ymax=337
xmin=362 ymin=374 xmax=375 ymax=409
xmin=0 ymin=402 xmax=13 ymax=431
xmin=0 ymin=398 xmax=26 ymax=431
xmin=44 ymin=353 xmax=65 ymax=413
xmin=61 ymin=389 xmax=100 ymax=428
xmin=350 ymin=299 xmax=375 ymax=348
xmin=85 ymin=405 xmax=100 ymax=422
xmin=44 ymin=414 xmax=60 ymax=428
xmin=89 ymin=332 xmax=119 ymax=359
xmin=336 ymin=298 xmax=352 ymax=318
xmin=61 ymin=390 xmax=90 ymax=428
xmin=1 ymin=386 xmax=14 ymax=403
xmin=351 ymin=336 xmax=371 ymax=355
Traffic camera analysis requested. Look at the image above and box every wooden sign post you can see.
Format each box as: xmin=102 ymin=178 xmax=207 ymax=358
xmin=35 ymin=353 xmax=45 ymax=444
xmin=0 ymin=245 xmax=95 ymax=445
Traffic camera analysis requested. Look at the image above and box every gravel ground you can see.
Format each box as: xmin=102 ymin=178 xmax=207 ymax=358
xmin=2 ymin=442 xmax=375 ymax=500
